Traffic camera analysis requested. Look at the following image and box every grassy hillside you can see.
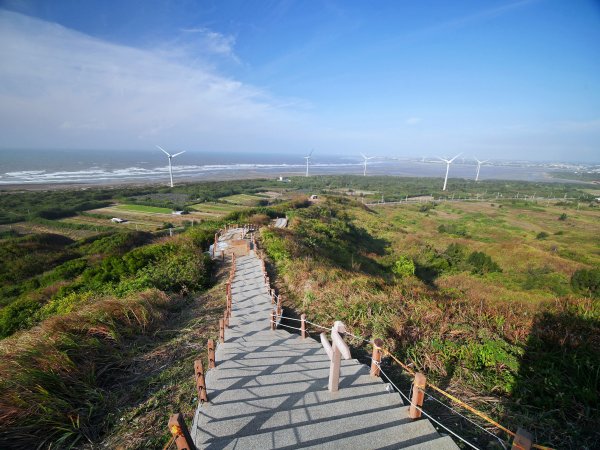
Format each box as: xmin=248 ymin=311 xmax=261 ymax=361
xmin=259 ymin=196 xmax=599 ymax=449
xmin=0 ymin=222 xmax=223 ymax=448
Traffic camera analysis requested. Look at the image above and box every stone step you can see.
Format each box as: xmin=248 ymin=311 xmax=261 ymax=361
xmin=195 ymin=407 xmax=443 ymax=449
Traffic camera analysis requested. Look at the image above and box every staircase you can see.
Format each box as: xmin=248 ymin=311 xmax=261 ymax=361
xmin=191 ymin=252 xmax=458 ymax=449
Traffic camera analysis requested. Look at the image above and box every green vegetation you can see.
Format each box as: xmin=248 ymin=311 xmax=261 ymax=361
xmin=258 ymin=194 xmax=599 ymax=448
xmin=114 ymin=204 xmax=173 ymax=214
xmin=1 ymin=175 xmax=598 ymax=448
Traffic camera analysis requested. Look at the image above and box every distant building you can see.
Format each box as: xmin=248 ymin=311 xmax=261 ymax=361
xmin=278 ymin=176 xmax=291 ymax=182
xmin=111 ymin=217 xmax=125 ymax=223
xmin=172 ymin=210 xmax=188 ymax=215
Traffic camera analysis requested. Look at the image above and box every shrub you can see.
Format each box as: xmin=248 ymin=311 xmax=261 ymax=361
xmin=536 ymin=231 xmax=549 ymax=240
xmin=571 ymin=268 xmax=600 ymax=297
xmin=392 ymin=256 xmax=415 ymax=278
xmin=558 ymin=213 xmax=568 ymax=221
xmin=467 ymin=251 xmax=501 ymax=275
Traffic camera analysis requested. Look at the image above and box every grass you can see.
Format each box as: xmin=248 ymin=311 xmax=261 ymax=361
xmin=114 ymin=204 xmax=173 ymax=214
xmin=188 ymin=202 xmax=246 ymax=216
xmin=219 ymin=194 xmax=266 ymax=206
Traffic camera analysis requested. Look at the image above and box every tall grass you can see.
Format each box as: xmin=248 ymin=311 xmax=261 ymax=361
xmin=0 ymin=289 xmax=176 ymax=449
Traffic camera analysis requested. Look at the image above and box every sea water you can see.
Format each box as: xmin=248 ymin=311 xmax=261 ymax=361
xmin=0 ymin=148 xmax=565 ymax=185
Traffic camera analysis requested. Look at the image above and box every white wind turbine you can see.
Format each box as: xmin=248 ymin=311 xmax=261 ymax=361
xmin=438 ymin=153 xmax=462 ymax=191
xmin=304 ymin=149 xmax=314 ymax=177
xmin=474 ymin=157 xmax=488 ymax=182
xmin=156 ymin=145 xmax=185 ymax=188
xmin=360 ymin=153 xmax=376 ymax=176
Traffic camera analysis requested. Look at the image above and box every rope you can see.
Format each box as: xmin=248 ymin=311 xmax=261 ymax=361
xmin=376 ymin=363 xmax=480 ymax=450
xmin=421 ymin=389 xmax=509 ymax=449
xmin=304 ymin=319 xmax=329 ymax=331
xmin=270 ymin=321 xmax=303 ymax=332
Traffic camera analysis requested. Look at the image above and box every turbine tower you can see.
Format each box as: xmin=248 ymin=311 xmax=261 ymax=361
xmin=474 ymin=157 xmax=488 ymax=182
xmin=156 ymin=145 xmax=185 ymax=188
xmin=361 ymin=153 xmax=375 ymax=176
xmin=438 ymin=153 xmax=462 ymax=191
xmin=304 ymin=149 xmax=314 ymax=177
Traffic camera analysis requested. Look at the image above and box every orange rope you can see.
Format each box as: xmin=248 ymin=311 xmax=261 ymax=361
xmin=381 ymin=348 xmax=554 ymax=450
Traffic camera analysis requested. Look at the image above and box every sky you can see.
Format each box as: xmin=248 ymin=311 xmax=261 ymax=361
xmin=0 ymin=0 xmax=599 ymax=162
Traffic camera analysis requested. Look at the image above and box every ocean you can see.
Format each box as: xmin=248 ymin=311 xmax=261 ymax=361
xmin=0 ymin=149 xmax=563 ymax=186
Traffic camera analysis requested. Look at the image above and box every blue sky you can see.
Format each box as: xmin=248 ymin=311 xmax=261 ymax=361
xmin=0 ymin=0 xmax=598 ymax=162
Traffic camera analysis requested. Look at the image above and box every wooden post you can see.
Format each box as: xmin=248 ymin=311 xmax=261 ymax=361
xmin=194 ymin=359 xmax=208 ymax=403
xmin=408 ymin=372 xmax=426 ymax=419
xmin=221 ymin=250 xmax=225 ymax=261
xmin=271 ymin=291 xmax=275 ymax=304
xmin=301 ymin=314 xmax=306 ymax=339
xmin=207 ymin=339 xmax=215 ymax=369
xmin=168 ymin=413 xmax=197 ymax=450
xmin=270 ymin=310 xmax=275 ymax=330
xmin=219 ymin=319 xmax=224 ymax=343
xmin=511 ymin=428 xmax=533 ymax=450
xmin=370 ymin=338 xmax=383 ymax=377
xmin=223 ymin=310 xmax=229 ymax=328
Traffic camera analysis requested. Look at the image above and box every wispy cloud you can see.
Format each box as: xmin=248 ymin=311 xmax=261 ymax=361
xmin=180 ymin=27 xmax=238 ymax=61
xmin=0 ymin=10 xmax=301 ymax=151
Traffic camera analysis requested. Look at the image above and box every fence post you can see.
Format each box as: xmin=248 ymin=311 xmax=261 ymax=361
xmin=408 ymin=372 xmax=426 ymax=419
xmin=221 ymin=250 xmax=224 ymax=261
xmin=301 ymin=313 xmax=306 ymax=339
xmin=511 ymin=428 xmax=533 ymax=450
xmin=207 ymin=339 xmax=215 ymax=369
xmin=219 ymin=319 xmax=224 ymax=343
xmin=270 ymin=310 xmax=275 ymax=330
xmin=168 ymin=413 xmax=197 ymax=450
xmin=223 ymin=310 xmax=229 ymax=328
xmin=370 ymin=338 xmax=383 ymax=377
xmin=194 ymin=359 xmax=208 ymax=403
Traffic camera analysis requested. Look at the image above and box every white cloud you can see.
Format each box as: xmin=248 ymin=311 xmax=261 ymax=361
xmin=405 ymin=117 xmax=422 ymax=125
xmin=0 ymin=10 xmax=301 ymax=151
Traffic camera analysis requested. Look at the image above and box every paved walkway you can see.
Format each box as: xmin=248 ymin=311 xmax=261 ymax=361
xmin=192 ymin=251 xmax=458 ymax=449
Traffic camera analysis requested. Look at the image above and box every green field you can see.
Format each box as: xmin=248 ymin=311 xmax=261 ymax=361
xmin=219 ymin=193 xmax=267 ymax=206
xmin=188 ymin=202 xmax=245 ymax=215
xmin=114 ymin=204 xmax=173 ymax=214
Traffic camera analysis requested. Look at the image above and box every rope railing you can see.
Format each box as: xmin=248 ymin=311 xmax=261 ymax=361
xmin=269 ymin=307 xmax=552 ymax=450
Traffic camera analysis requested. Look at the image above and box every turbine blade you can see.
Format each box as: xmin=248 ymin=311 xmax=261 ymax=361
xmin=156 ymin=145 xmax=171 ymax=157
xmin=360 ymin=153 xmax=367 ymax=159
xmin=448 ymin=152 xmax=463 ymax=163
xmin=171 ymin=151 xmax=186 ymax=158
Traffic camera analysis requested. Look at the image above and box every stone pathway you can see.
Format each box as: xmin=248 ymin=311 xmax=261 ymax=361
xmin=191 ymin=251 xmax=458 ymax=449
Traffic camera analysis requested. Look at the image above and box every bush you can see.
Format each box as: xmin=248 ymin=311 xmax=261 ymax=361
xmin=392 ymin=256 xmax=415 ymax=278
xmin=571 ymin=268 xmax=600 ymax=297
xmin=558 ymin=213 xmax=568 ymax=221
xmin=467 ymin=251 xmax=501 ymax=275
xmin=536 ymin=231 xmax=549 ymax=240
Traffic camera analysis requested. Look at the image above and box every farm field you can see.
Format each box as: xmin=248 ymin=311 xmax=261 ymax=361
xmin=0 ymin=221 xmax=101 ymax=240
xmin=188 ymin=202 xmax=246 ymax=217
xmin=114 ymin=204 xmax=173 ymax=214
xmin=84 ymin=206 xmax=204 ymax=230
xmin=219 ymin=193 xmax=268 ymax=205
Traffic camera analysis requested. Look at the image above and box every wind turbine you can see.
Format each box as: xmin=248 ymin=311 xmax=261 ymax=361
xmin=474 ymin=157 xmax=488 ymax=182
xmin=304 ymin=149 xmax=314 ymax=177
xmin=360 ymin=153 xmax=376 ymax=176
xmin=438 ymin=153 xmax=462 ymax=191
xmin=156 ymin=145 xmax=185 ymax=188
